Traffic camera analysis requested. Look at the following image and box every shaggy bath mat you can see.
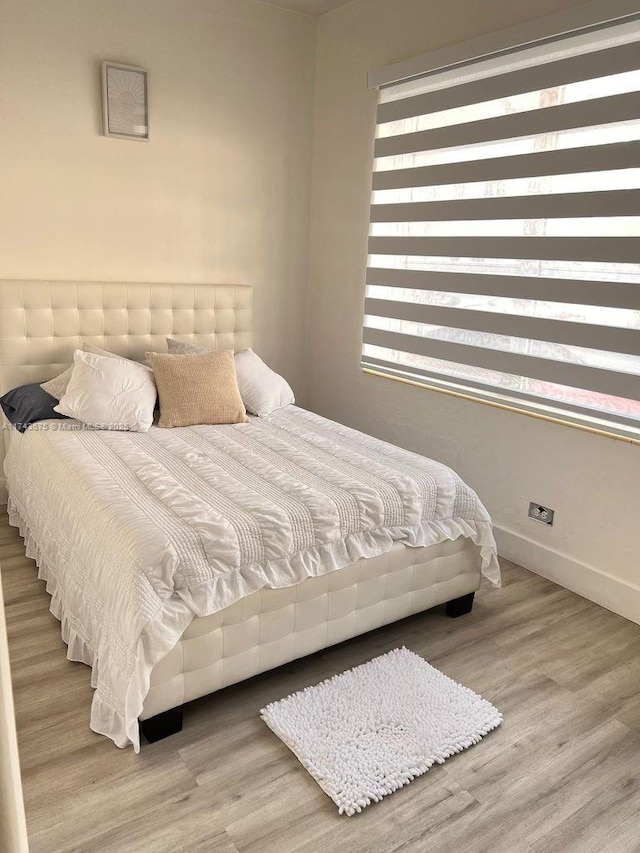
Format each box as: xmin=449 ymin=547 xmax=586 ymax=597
xmin=260 ymin=647 xmax=502 ymax=816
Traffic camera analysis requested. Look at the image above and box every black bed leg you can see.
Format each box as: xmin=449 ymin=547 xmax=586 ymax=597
xmin=445 ymin=592 xmax=475 ymax=618
xmin=139 ymin=705 xmax=184 ymax=744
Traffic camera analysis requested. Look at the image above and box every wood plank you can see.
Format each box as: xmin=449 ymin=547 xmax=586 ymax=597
xmin=2 ymin=512 xmax=640 ymax=852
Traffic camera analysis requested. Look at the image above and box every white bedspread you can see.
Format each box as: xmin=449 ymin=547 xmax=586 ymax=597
xmin=4 ymin=405 xmax=499 ymax=750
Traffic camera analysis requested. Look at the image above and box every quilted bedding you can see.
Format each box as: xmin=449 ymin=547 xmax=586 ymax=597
xmin=5 ymin=405 xmax=499 ymax=749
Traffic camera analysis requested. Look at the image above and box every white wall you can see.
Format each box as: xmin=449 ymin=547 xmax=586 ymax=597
xmin=0 ymin=0 xmax=316 ymax=396
xmin=307 ymin=0 xmax=640 ymax=622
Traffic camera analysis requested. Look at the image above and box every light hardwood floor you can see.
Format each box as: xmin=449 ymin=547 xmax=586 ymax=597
xmin=2 ymin=512 xmax=640 ymax=853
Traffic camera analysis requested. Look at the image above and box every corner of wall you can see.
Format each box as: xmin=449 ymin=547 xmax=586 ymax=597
xmin=300 ymin=13 xmax=323 ymax=412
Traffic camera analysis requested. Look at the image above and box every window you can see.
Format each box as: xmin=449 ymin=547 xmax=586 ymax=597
xmin=363 ymin=12 xmax=640 ymax=440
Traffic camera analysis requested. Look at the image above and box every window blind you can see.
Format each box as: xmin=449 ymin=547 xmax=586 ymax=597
xmin=363 ymin=15 xmax=640 ymax=438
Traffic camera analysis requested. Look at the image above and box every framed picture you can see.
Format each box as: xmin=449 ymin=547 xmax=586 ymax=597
xmin=101 ymin=61 xmax=149 ymax=141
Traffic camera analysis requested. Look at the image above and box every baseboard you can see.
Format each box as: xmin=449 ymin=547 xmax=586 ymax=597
xmin=494 ymin=525 xmax=640 ymax=626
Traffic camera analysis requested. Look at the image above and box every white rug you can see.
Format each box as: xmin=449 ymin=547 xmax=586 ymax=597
xmin=260 ymin=647 xmax=502 ymax=816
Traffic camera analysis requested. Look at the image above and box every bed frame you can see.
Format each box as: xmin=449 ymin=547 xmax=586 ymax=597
xmin=0 ymin=280 xmax=482 ymax=744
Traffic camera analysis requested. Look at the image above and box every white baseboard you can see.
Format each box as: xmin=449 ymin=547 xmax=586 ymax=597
xmin=494 ymin=525 xmax=640 ymax=626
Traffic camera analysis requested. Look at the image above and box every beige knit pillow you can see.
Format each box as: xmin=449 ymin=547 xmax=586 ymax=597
xmin=146 ymin=350 xmax=248 ymax=428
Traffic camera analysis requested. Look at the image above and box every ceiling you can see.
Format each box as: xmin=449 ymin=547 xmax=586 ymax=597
xmin=257 ymin=0 xmax=352 ymax=15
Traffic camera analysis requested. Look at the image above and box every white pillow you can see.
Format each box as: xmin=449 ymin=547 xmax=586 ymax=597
xmin=234 ymin=348 xmax=294 ymax=417
xmin=54 ymin=350 xmax=156 ymax=432
xmin=41 ymin=343 xmax=133 ymax=401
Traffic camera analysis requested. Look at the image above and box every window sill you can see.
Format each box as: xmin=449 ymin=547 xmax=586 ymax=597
xmin=362 ymin=365 xmax=640 ymax=447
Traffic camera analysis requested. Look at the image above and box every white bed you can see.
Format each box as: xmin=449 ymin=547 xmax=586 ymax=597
xmin=0 ymin=280 xmax=500 ymax=750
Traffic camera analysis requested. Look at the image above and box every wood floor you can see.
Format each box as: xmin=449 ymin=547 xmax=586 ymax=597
xmin=3 ymin=513 xmax=640 ymax=853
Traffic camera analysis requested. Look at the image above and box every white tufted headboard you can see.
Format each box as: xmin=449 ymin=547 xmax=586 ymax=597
xmin=0 ymin=280 xmax=252 ymax=500
xmin=0 ymin=281 xmax=252 ymax=393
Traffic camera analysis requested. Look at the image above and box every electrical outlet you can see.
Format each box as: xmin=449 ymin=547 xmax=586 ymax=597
xmin=528 ymin=502 xmax=554 ymax=526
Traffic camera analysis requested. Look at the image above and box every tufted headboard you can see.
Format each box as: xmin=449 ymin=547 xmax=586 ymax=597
xmin=0 ymin=280 xmax=252 ymax=393
xmin=0 ymin=280 xmax=252 ymax=500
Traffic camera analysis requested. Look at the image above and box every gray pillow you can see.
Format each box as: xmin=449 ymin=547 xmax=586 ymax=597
xmin=166 ymin=336 xmax=209 ymax=355
xmin=0 ymin=384 xmax=70 ymax=432
xmin=40 ymin=365 xmax=74 ymax=401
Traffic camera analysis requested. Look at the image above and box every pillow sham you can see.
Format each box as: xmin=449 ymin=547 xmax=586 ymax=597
xmin=54 ymin=350 xmax=156 ymax=432
xmin=0 ymin=383 xmax=70 ymax=433
xmin=166 ymin=338 xmax=295 ymax=417
xmin=41 ymin=343 xmax=132 ymax=401
xmin=146 ymin=350 xmax=248 ymax=428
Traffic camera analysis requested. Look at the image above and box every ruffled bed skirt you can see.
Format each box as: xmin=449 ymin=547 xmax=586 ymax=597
xmin=178 ymin=516 xmax=500 ymax=617
xmin=7 ymin=496 xmax=193 ymax=752
xmin=8 ymin=494 xmax=499 ymax=751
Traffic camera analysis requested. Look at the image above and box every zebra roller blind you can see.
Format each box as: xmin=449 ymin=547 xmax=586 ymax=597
xmin=363 ymin=15 xmax=640 ymax=438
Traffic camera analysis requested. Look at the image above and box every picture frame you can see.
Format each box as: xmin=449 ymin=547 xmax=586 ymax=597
xmin=101 ymin=61 xmax=149 ymax=141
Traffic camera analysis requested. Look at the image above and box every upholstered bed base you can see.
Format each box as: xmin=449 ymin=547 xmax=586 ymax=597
xmin=140 ymin=535 xmax=482 ymax=733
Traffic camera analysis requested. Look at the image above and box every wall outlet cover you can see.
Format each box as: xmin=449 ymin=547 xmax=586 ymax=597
xmin=528 ymin=502 xmax=554 ymax=526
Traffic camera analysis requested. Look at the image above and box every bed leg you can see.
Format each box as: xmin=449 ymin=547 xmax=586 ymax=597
xmin=139 ymin=706 xmax=184 ymax=744
xmin=445 ymin=592 xmax=475 ymax=618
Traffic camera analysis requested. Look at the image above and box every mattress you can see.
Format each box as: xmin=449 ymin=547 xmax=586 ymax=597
xmin=5 ymin=406 xmax=499 ymax=749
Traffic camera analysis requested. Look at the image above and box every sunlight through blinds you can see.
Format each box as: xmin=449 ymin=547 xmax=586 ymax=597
xmin=363 ymin=15 xmax=640 ymax=437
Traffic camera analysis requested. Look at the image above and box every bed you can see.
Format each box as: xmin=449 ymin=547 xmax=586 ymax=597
xmin=0 ymin=280 xmax=500 ymax=750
